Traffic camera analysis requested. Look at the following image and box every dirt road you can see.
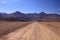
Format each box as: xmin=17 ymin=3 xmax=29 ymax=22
xmin=0 ymin=22 xmax=60 ymax=40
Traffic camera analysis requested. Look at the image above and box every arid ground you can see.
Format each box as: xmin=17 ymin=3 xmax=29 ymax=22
xmin=0 ymin=22 xmax=60 ymax=40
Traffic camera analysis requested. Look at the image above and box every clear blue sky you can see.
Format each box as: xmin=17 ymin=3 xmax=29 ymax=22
xmin=0 ymin=0 xmax=60 ymax=14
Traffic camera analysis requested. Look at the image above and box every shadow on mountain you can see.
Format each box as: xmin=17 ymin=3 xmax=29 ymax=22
xmin=0 ymin=11 xmax=60 ymax=22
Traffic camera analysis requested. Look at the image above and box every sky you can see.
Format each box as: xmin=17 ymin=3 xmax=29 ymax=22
xmin=0 ymin=0 xmax=60 ymax=14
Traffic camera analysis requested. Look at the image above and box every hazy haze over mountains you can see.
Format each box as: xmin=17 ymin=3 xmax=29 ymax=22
xmin=0 ymin=11 xmax=60 ymax=22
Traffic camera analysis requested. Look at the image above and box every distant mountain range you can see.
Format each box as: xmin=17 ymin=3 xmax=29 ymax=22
xmin=0 ymin=11 xmax=60 ymax=22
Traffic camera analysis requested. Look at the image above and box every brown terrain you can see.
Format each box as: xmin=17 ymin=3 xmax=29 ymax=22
xmin=0 ymin=22 xmax=60 ymax=40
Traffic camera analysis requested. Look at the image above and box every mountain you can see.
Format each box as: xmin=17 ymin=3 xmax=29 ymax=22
xmin=0 ymin=11 xmax=60 ymax=22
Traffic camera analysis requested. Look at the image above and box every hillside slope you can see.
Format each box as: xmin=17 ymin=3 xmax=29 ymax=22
xmin=0 ymin=11 xmax=60 ymax=21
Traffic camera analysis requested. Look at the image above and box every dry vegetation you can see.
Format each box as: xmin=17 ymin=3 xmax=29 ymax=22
xmin=39 ymin=22 xmax=60 ymax=36
xmin=0 ymin=22 xmax=60 ymax=40
xmin=0 ymin=21 xmax=30 ymax=37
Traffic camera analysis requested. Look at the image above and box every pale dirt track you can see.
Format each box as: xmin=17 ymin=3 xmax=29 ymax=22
xmin=0 ymin=22 xmax=60 ymax=40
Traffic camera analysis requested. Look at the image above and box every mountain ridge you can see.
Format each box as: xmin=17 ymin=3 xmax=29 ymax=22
xmin=0 ymin=11 xmax=60 ymax=22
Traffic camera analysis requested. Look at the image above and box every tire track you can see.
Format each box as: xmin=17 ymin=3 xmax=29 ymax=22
xmin=19 ymin=23 xmax=34 ymax=40
xmin=0 ymin=22 xmax=60 ymax=40
xmin=38 ymin=23 xmax=60 ymax=40
xmin=0 ymin=23 xmax=33 ymax=40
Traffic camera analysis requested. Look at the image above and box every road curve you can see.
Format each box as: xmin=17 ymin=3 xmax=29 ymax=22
xmin=0 ymin=22 xmax=60 ymax=40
